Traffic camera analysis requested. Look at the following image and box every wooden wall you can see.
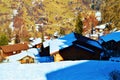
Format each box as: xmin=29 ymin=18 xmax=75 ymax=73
xmin=53 ymin=46 xmax=100 ymax=62
xmin=19 ymin=56 xmax=34 ymax=64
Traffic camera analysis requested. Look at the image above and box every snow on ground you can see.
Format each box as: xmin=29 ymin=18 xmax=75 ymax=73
xmin=0 ymin=60 xmax=120 ymax=80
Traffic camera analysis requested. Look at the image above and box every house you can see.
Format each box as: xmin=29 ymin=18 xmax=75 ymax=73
xmin=29 ymin=37 xmax=50 ymax=56
xmin=50 ymin=32 xmax=103 ymax=62
xmin=28 ymin=47 xmax=54 ymax=63
xmin=7 ymin=47 xmax=53 ymax=63
xmin=85 ymin=23 xmax=111 ymax=40
xmin=0 ymin=43 xmax=29 ymax=57
xmin=7 ymin=51 xmax=35 ymax=64
xmin=29 ymin=38 xmax=54 ymax=63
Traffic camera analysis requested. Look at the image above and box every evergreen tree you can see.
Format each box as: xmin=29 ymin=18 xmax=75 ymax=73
xmin=0 ymin=34 xmax=9 ymax=46
xmin=60 ymin=27 xmax=65 ymax=36
xmin=75 ymin=13 xmax=83 ymax=34
xmin=15 ymin=34 xmax=20 ymax=44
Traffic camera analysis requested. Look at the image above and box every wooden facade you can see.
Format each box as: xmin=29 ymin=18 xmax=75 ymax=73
xmin=53 ymin=45 xmax=102 ymax=62
xmin=0 ymin=43 xmax=29 ymax=57
xmin=18 ymin=56 xmax=34 ymax=64
xmin=7 ymin=50 xmax=35 ymax=64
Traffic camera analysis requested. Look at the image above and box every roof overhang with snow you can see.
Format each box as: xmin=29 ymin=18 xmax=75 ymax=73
xmin=7 ymin=51 xmax=35 ymax=62
xmin=50 ymin=32 xmax=77 ymax=55
xmin=50 ymin=32 xmax=103 ymax=55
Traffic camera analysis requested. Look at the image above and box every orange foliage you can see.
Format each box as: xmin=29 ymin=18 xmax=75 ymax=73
xmin=82 ymin=12 xmax=98 ymax=34
xmin=13 ymin=16 xmax=24 ymax=28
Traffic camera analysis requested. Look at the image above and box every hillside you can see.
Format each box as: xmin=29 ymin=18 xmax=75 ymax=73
xmin=0 ymin=0 xmax=89 ymax=33
xmin=41 ymin=0 xmax=88 ymax=35
xmin=0 ymin=0 xmax=101 ymax=42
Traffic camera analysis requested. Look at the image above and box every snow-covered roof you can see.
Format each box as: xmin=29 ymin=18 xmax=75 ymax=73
xmin=54 ymin=31 xmax=59 ymax=37
xmin=8 ymin=51 xmax=35 ymax=62
xmin=13 ymin=9 xmax=18 ymax=16
xmin=90 ymin=34 xmax=99 ymax=37
xmin=73 ymin=37 xmax=103 ymax=53
xmin=43 ymin=40 xmax=51 ymax=48
xmin=99 ymin=32 xmax=120 ymax=42
xmin=27 ymin=48 xmax=39 ymax=55
xmin=0 ymin=60 xmax=120 ymax=80
xmin=29 ymin=37 xmax=34 ymax=41
xmin=116 ymin=30 xmax=120 ymax=32
xmin=86 ymin=40 xmax=102 ymax=49
xmin=95 ymin=11 xmax=102 ymax=21
xmin=50 ymin=32 xmax=102 ymax=54
xmin=30 ymin=38 xmax=42 ymax=46
xmin=50 ymin=32 xmax=77 ymax=54
xmin=95 ymin=23 xmax=107 ymax=29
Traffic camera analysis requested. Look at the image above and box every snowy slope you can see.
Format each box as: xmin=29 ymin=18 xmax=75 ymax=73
xmin=0 ymin=60 xmax=120 ymax=80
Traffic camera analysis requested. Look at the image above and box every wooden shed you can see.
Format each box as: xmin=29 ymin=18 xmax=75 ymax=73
xmin=50 ymin=32 xmax=103 ymax=62
xmin=0 ymin=43 xmax=29 ymax=57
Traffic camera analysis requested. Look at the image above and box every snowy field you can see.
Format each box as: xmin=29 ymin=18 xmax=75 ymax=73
xmin=0 ymin=60 xmax=120 ymax=80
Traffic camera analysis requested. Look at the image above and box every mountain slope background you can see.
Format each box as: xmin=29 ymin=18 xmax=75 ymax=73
xmin=1 ymin=0 xmax=119 ymax=43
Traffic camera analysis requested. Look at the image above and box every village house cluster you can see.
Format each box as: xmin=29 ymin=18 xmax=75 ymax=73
xmin=0 ymin=33 xmax=101 ymax=64
xmin=0 ymin=22 xmax=119 ymax=64
xmin=0 ymin=24 xmax=119 ymax=64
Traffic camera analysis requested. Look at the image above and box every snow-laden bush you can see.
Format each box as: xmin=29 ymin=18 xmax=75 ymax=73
xmin=109 ymin=70 xmax=120 ymax=80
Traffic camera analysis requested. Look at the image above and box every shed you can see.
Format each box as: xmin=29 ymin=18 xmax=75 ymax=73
xmin=0 ymin=43 xmax=29 ymax=57
xmin=50 ymin=32 xmax=103 ymax=62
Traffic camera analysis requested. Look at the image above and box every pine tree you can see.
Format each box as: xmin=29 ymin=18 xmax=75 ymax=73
xmin=60 ymin=27 xmax=65 ymax=36
xmin=75 ymin=13 xmax=83 ymax=34
xmin=0 ymin=34 xmax=9 ymax=46
xmin=15 ymin=34 xmax=20 ymax=44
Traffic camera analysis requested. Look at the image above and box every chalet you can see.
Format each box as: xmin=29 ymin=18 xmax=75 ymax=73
xmin=29 ymin=37 xmax=51 ymax=56
xmin=29 ymin=38 xmax=54 ymax=63
xmin=7 ymin=51 xmax=35 ymax=64
xmin=98 ymin=32 xmax=120 ymax=59
xmin=85 ymin=23 xmax=111 ymax=40
xmin=29 ymin=47 xmax=54 ymax=63
xmin=0 ymin=43 xmax=29 ymax=57
xmin=6 ymin=47 xmax=53 ymax=63
xmin=50 ymin=32 xmax=103 ymax=62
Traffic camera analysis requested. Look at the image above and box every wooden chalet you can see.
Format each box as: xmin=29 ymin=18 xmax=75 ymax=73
xmin=7 ymin=51 xmax=35 ymax=64
xmin=50 ymin=32 xmax=103 ymax=62
xmin=0 ymin=43 xmax=29 ymax=57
